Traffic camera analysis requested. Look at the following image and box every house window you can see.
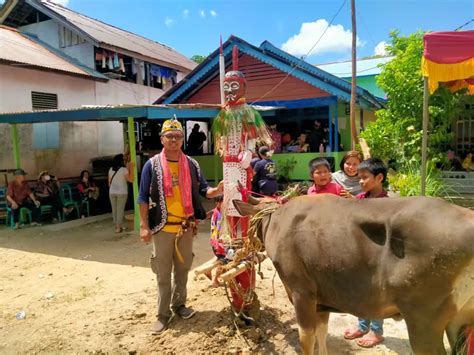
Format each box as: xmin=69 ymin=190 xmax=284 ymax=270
xmin=31 ymin=92 xmax=60 ymax=149
xmin=59 ymin=25 xmax=86 ymax=48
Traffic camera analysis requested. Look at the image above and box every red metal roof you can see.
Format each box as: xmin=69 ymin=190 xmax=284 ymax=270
xmin=0 ymin=25 xmax=94 ymax=78
xmin=40 ymin=0 xmax=197 ymax=72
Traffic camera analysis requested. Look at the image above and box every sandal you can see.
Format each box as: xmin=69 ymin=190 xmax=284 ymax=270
xmin=356 ymin=332 xmax=384 ymax=348
xmin=344 ymin=327 xmax=368 ymax=340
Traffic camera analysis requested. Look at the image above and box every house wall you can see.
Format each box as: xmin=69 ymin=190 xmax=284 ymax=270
xmin=62 ymin=42 xmax=95 ymax=69
xmin=0 ymin=65 xmax=165 ymax=182
xmin=95 ymin=80 xmax=165 ymax=105
xmin=337 ymin=101 xmax=377 ymax=151
xmin=20 ymin=19 xmax=59 ymax=48
xmin=187 ymin=54 xmax=331 ymax=104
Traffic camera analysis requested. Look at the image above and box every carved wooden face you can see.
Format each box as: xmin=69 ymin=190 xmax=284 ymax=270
xmin=223 ymin=71 xmax=246 ymax=104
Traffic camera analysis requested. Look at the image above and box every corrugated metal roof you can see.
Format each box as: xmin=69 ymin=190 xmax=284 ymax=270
xmin=0 ymin=24 xmax=95 ymax=78
xmin=39 ymin=0 xmax=197 ymax=72
xmin=316 ymin=56 xmax=394 ymax=78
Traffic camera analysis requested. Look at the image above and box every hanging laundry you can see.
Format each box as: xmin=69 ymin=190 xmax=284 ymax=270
xmin=132 ymin=58 xmax=138 ymax=75
xmin=119 ymin=56 xmax=125 ymax=72
xmin=150 ymin=64 xmax=161 ymax=77
xmin=140 ymin=62 xmax=145 ymax=82
xmin=108 ymin=55 xmax=114 ymax=70
xmin=113 ymin=53 xmax=120 ymax=69
xmin=102 ymin=54 xmax=106 ymax=68
xmin=159 ymin=66 xmax=172 ymax=78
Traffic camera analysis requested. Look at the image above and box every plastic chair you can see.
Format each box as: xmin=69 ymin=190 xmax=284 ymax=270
xmin=80 ymin=199 xmax=90 ymax=217
xmin=39 ymin=204 xmax=62 ymax=222
xmin=60 ymin=186 xmax=80 ymax=220
xmin=6 ymin=206 xmax=32 ymax=228
xmin=0 ymin=187 xmax=8 ymax=225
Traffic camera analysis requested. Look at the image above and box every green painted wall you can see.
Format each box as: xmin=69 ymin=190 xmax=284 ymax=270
xmin=343 ymin=75 xmax=386 ymax=99
xmin=193 ymin=151 xmax=346 ymax=184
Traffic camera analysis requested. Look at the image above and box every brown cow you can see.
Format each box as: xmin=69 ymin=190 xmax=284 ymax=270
xmin=234 ymin=194 xmax=474 ymax=355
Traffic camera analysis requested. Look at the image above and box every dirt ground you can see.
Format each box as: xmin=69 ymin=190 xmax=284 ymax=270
xmin=0 ymin=212 xmax=451 ymax=354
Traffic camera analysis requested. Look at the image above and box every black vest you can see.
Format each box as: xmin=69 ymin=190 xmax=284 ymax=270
xmin=148 ymin=155 xmax=207 ymax=234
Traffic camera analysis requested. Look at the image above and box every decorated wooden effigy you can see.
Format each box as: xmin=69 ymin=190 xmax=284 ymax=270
xmin=195 ymin=45 xmax=272 ymax=321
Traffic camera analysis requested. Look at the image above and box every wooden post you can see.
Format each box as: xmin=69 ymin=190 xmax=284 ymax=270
xmin=350 ymin=0 xmax=359 ymax=150
xmin=11 ymin=124 xmax=21 ymax=168
xmin=421 ymin=77 xmax=429 ymax=196
xmin=328 ymin=105 xmax=333 ymax=152
xmin=127 ymin=117 xmax=140 ymax=231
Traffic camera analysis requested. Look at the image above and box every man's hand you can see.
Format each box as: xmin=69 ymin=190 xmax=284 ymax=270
xmin=11 ymin=201 xmax=19 ymax=209
xmin=140 ymin=226 xmax=152 ymax=243
xmin=34 ymin=200 xmax=41 ymax=207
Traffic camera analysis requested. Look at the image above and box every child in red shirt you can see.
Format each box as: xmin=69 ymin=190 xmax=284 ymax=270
xmin=307 ymin=158 xmax=343 ymax=195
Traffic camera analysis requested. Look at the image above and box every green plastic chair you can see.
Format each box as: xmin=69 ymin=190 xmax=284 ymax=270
xmin=6 ymin=206 xmax=32 ymax=228
xmin=39 ymin=204 xmax=62 ymax=222
xmin=60 ymin=186 xmax=80 ymax=220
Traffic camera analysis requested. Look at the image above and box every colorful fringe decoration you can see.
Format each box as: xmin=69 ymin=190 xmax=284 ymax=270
xmin=212 ymin=105 xmax=273 ymax=155
xmin=422 ymin=57 xmax=474 ymax=94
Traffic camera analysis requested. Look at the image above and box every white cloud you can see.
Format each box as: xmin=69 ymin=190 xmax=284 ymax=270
xmin=182 ymin=9 xmax=189 ymax=19
xmin=210 ymin=10 xmax=217 ymax=17
xmin=50 ymin=0 xmax=70 ymax=6
xmin=281 ymin=19 xmax=365 ymax=57
xmin=164 ymin=17 xmax=174 ymax=27
xmin=374 ymin=41 xmax=388 ymax=56
xmin=199 ymin=10 xmax=206 ymax=18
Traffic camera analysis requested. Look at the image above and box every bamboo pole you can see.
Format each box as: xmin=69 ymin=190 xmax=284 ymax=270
xmin=194 ymin=258 xmax=220 ymax=279
xmin=421 ymin=77 xmax=429 ymax=196
xmin=219 ymin=262 xmax=249 ymax=283
xmin=127 ymin=117 xmax=140 ymax=231
xmin=350 ymin=0 xmax=359 ymax=149
xmin=11 ymin=124 xmax=20 ymax=168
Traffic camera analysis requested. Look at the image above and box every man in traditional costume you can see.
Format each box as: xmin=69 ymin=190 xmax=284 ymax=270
xmin=138 ymin=118 xmax=223 ymax=335
xmin=213 ymin=46 xmax=272 ymax=316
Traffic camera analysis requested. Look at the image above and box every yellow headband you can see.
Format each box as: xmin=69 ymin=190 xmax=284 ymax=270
xmin=161 ymin=118 xmax=183 ymax=135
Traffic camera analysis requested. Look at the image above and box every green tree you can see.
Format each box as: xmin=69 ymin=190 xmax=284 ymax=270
xmin=361 ymin=30 xmax=465 ymax=170
xmin=190 ymin=55 xmax=207 ymax=64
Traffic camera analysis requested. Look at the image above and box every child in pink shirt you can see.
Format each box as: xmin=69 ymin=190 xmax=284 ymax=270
xmin=307 ymin=158 xmax=343 ymax=195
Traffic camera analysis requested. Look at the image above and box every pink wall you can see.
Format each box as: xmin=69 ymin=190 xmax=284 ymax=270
xmin=0 ymin=65 xmax=164 ymax=181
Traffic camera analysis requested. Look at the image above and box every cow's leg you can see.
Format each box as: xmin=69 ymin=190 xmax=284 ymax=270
xmin=293 ymin=292 xmax=317 ymax=355
xmin=315 ymin=311 xmax=329 ymax=355
xmin=403 ymin=314 xmax=447 ymax=355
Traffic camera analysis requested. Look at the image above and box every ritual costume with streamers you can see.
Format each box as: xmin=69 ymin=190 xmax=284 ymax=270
xmin=212 ymin=46 xmax=272 ymax=313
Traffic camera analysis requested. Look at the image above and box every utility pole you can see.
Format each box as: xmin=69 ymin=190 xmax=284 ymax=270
xmin=350 ymin=0 xmax=358 ymax=149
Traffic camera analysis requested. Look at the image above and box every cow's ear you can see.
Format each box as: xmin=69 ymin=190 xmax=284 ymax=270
xmin=233 ymin=200 xmax=259 ymax=216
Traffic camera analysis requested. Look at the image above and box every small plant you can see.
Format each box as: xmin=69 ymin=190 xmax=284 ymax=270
xmin=277 ymin=158 xmax=297 ymax=183
xmin=388 ymin=161 xmax=451 ymax=197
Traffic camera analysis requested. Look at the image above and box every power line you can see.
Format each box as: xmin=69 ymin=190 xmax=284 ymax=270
xmin=454 ymin=18 xmax=474 ymax=31
xmin=249 ymin=0 xmax=348 ymax=104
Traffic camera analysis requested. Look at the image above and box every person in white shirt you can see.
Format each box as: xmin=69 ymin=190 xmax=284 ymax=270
xmin=109 ymin=154 xmax=134 ymax=233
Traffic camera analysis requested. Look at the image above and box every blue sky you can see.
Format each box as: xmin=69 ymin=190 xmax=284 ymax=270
xmin=31 ymin=0 xmax=474 ymax=63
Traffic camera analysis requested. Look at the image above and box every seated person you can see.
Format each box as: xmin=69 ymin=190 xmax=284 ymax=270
xmin=287 ymin=133 xmax=309 ymax=153
xmin=307 ymin=158 xmax=343 ymax=195
xmin=253 ymin=146 xmax=278 ymax=196
xmin=6 ymin=169 xmax=41 ymax=229
xmin=36 ymin=171 xmax=73 ymax=222
xmin=77 ymin=170 xmax=99 ymax=215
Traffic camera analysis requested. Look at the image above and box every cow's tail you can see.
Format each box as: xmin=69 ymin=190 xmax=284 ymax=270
xmin=452 ymin=324 xmax=474 ymax=355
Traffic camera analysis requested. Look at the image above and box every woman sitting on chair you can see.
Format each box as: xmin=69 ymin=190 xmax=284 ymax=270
xmin=77 ymin=170 xmax=99 ymax=215
xmin=36 ymin=171 xmax=72 ymax=223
